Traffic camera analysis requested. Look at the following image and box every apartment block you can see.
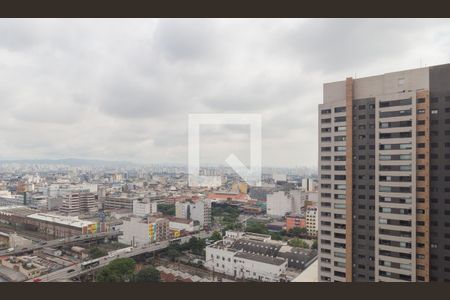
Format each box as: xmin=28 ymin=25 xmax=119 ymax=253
xmin=175 ymin=199 xmax=212 ymax=228
xmin=59 ymin=192 xmax=97 ymax=216
xmin=318 ymin=64 xmax=450 ymax=282
xmin=266 ymin=190 xmax=305 ymax=218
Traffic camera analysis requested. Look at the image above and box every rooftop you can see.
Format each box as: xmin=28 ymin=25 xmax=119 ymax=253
xmin=0 ymin=205 xmax=38 ymax=217
xmin=291 ymin=259 xmax=318 ymax=282
xmin=168 ymin=217 xmax=192 ymax=224
xmin=27 ymin=213 xmax=95 ymax=228
xmin=234 ymin=252 xmax=286 ymax=266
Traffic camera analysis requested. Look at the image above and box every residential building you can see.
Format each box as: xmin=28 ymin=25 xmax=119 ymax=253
xmin=286 ymin=215 xmax=306 ymax=231
xmin=104 ymin=194 xmax=138 ymax=210
xmin=175 ymin=199 xmax=212 ymax=228
xmin=133 ymin=199 xmax=157 ymax=217
xmin=302 ymin=178 xmax=315 ymax=192
xmin=59 ymin=192 xmax=97 ymax=216
xmin=306 ymin=206 xmax=318 ymax=237
xmin=118 ymin=216 xmax=169 ymax=246
xmin=168 ymin=217 xmax=199 ymax=233
xmin=266 ymin=190 xmax=305 ymax=217
xmin=318 ymin=63 xmax=450 ymax=282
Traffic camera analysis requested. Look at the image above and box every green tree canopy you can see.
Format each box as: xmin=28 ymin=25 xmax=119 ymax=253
xmin=96 ymin=258 xmax=136 ymax=282
xmin=210 ymin=231 xmax=222 ymax=242
xmin=289 ymin=227 xmax=308 ymax=237
xmin=288 ymin=238 xmax=310 ymax=249
xmin=157 ymin=203 xmax=175 ymax=216
xmin=167 ymin=246 xmax=181 ymax=261
xmin=134 ymin=266 xmax=160 ymax=283
xmin=89 ymin=247 xmax=107 ymax=259
xmin=187 ymin=237 xmax=206 ymax=255
xmin=245 ymin=220 xmax=268 ymax=234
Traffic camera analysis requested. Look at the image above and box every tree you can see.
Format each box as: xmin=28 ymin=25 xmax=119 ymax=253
xmin=288 ymin=238 xmax=310 ymax=249
xmin=210 ymin=231 xmax=222 ymax=242
xmin=157 ymin=203 xmax=175 ymax=216
xmin=96 ymin=258 xmax=136 ymax=282
xmin=167 ymin=246 xmax=181 ymax=261
xmin=188 ymin=237 xmax=206 ymax=255
xmin=311 ymin=239 xmax=318 ymax=250
xmin=89 ymin=247 xmax=107 ymax=259
xmin=290 ymin=227 xmax=307 ymax=237
xmin=245 ymin=220 xmax=268 ymax=234
xmin=134 ymin=266 xmax=160 ymax=283
xmin=270 ymin=232 xmax=283 ymax=241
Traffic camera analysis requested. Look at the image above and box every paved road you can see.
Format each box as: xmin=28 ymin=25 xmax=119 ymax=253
xmin=27 ymin=231 xmax=211 ymax=282
xmin=0 ymin=231 xmax=122 ymax=257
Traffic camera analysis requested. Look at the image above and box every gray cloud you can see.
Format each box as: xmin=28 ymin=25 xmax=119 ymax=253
xmin=0 ymin=19 xmax=449 ymax=167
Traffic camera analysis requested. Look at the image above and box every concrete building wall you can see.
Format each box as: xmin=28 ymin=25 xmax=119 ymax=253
xmin=319 ymin=65 xmax=434 ymax=282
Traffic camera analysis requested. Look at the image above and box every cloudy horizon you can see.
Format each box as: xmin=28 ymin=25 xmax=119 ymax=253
xmin=0 ymin=18 xmax=449 ymax=168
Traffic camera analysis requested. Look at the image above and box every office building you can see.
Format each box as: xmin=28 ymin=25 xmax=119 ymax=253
xmin=318 ymin=64 xmax=450 ymax=282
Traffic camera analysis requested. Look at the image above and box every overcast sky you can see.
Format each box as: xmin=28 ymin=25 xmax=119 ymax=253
xmin=0 ymin=19 xmax=449 ymax=168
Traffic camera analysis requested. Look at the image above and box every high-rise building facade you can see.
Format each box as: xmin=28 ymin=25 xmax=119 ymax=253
xmin=318 ymin=64 xmax=450 ymax=282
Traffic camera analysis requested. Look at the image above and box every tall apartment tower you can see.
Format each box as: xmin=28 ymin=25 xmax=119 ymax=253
xmin=318 ymin=64 xmax=450 ymax=282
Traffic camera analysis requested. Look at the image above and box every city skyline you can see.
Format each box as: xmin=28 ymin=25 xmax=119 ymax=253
xmin=1 ymin=19 xmax=450 ymax=167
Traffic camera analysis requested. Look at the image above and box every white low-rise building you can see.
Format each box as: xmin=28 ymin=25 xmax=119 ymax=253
xmin=205 ymin=240 xmax=288 ymax=282
xmin=169 ymin=217 xmax=199 ymax=233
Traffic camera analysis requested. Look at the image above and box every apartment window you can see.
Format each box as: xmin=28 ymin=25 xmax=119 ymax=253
xmin=380 ymin=98 xmax=411 ymax=107
xmin=380 ymin=110 xmax=411 ymax=118
xmin=321 ymin=109 xmax=332 ymax=115
xmin=334 ymin=107 xmax=346 ymax=113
